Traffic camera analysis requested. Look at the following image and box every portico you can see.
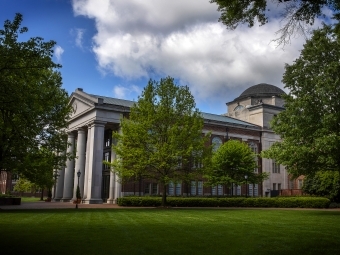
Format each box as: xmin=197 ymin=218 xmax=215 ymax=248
xmin=54 ymin=88 xmax=132 ymax=204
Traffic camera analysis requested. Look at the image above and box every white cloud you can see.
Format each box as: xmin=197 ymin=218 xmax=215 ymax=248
xmin=75 ymin=28 xmax=85 ymax=48
xmin=70 ymin=28 xmax=86 ymax=48
xmin=71 ymin=0 xmax=324 ymax=106
xmin=54 ymin=45 xmax=64 ymax=63
xmin=112 ymin=84 xmax=141 ymax=99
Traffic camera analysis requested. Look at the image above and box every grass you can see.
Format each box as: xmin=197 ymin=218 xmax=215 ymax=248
xmin=0 ymin=208 xmax=339 ymax=255
xmin=20 ymin=196 xmax=45 ymax=202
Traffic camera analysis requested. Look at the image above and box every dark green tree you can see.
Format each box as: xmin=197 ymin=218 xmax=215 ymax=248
xmin=111 ymin=77 xmax=211 ymax=206
xmin=262 ymin=25 xmax=340 ymax=177
xmin=206 ymin=140 xmax=268 ymax=195
xmin=210 ymin=0 xmax=340 ymax=44
xmin=0 ymin=13 xmax=72 ymax=179
xmin=303 ymin=171 xmax=340 ymax=202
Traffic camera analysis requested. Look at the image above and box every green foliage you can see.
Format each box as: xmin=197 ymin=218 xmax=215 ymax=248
xmin=206 ymin=140 xmax=268 ymax=188
xmin=13 ymin=178 xmax=37 ymax=193
xmin=262 ymin=25 xmax=340 ymax=177
xmin=112 ymin=76 xmax=211 ymax=206
xmin=76 ymin=185 xmax=81 ymax=199
xmin=303 ymin=171 xmax=340 ymax=202
xmin=210 ymin=0 xmax=340 ymax=44
xmin=0 ymin=13 xmax=72 ymax=179
xmin=118 ymin=196 xmax=330 ymax=208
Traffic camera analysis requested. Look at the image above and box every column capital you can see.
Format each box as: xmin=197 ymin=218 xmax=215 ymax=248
xmin=67 ymin=132 xmax=75 ymax=138
xmin=77 ymin=127 xmax=86 ymax=134
xmin=89 ymin=120 xmax=106 ymax=128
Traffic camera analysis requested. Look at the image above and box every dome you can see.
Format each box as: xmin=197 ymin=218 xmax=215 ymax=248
xmin=237 ymin=83 xmax=285 ymax=100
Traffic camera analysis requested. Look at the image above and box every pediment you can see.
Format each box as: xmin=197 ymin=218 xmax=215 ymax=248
xmin=69 ymin=96 xmax=94 ymax=118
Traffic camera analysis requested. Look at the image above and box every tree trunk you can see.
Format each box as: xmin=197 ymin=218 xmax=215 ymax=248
xmin=139 ymin=175 xmax=142 ymax=197
xmin=40 ymin=188 xmax=44 ymax=201
xmin=162 ymin=183 xmax=167 ymax=206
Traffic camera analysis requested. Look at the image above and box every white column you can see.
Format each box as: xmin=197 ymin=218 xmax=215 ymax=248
xmin=84 ymin=121 xmax=106 ymax=204
xmin=72 ymin=128 xmax=86 ymax=200
xmin=107 ymin=137 xmax=115 ymax=204
xmin=62 ymin=133 xmax=75 ymax=202
xmin=114 ymin=127 xmax=122 ymax=203
xmin=83 ymin=125 xmax=92 ymax=199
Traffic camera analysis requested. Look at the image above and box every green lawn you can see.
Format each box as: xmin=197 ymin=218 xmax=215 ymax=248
xmin=20 ymin=196 xmax=45 ymax=202
xmin=0 ymin=209 xmax=339 ymax=255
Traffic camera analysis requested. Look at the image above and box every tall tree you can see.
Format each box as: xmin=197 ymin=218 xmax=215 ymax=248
xmin=112 ymin=77 xmax=211 ymax=206
xmin=210 ymin=0 xmax=340 ymax=44
xmin=262 ymin=25 xmax=340 ymax=177
xmin=0 ymin=14 xmax=72 ymax=179
xmin=303 ymin=171 xmax=340 ymax=202
xmin=206 ymin=140 xmax=267 ymax=195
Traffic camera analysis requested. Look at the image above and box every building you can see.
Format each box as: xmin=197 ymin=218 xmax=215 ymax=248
xmin=53 ymin=83 xmax=290 ymax=203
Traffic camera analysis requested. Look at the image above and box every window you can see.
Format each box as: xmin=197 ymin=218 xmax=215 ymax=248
xmin=190 ymin=181 xmax=197 ymax=195
xmin=152 ymin=183 xmax=158 ymax=195
xmin=234 ymin=104 xmax=245 ymax=111
xmin=212 ymin=185 xmax=223 ymax=196
xmin=103 ymin=152 xmax=110 ymax=169
xmin=298 ymin=179 xmax=303 ymax=189
xmin=197 ymin=181 xmax=203 ymax=195
xmin=144 ymin=183 xmax=150 ymax=194
xmin=175 ymin=182 xmax=181 ymax=196
xmin=278 ymin=183 xmax=281 ymax=191
xmin=212 ymin=137 xmax=223 ymax=152
xmin=104 ymin=130 xmax=112 ymax=147
xmin=236 ymin=185 xmax=241 ymax=196
xmin=191 ymin=181 xmax=203 ymax=196
xmin=272 ymin=159 xmax=280 ymax=173
xmin=249 ymin=142 xmax=258 ymax=172
xmin=273 ymin=183 xmax=276 ymax=190
xmin=248 ymin=184 xmax=259 ymax=196
xmin=168 ymin=182 xmax=174 ymax=195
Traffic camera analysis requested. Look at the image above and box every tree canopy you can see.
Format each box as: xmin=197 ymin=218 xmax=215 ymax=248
xmin=111 ymin=77 xmax=211 ymax=206
xmin=303 ymin=171 xmax=340 ymax=202
xmin=206 ymin=139 xmax=267 ymax=194
xmin=0 ymin=13 xmax=72 ymax=180
xmin=262 ymin=25 xmax=340 ymax=177
xmin=210 ymin=0 xmax=340 ymax=44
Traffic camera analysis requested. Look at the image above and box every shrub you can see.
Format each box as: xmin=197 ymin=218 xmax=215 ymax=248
xmin=117 ymin=196 xmax=330 ymax=208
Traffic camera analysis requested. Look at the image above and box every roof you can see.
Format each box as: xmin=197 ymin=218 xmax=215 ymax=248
xmin=236 ymin=83 xmax=285 ymax=101
xmin=202 ymin=112 xmax=258 ymax=128
xmin=75 ymin=89 xmax=258 ymax=128
xmin=88 ymin=93 xmax=135 ymax=108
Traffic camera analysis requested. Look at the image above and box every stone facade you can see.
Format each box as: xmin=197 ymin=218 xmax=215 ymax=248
xmin=53 ymin=83 xmax=292 ymax=203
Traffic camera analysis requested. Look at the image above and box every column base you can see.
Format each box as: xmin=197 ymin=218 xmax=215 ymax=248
xmin=83 ymin=198 xmax=103 ymax=204
xmin=106 ymin=198 xmax=115 ymax=204
xmin=61 ymin=198 xmax=72 ymax=202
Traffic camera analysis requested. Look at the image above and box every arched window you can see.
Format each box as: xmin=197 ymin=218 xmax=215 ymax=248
xmin=212 ymin=137 xmax=223 ymax=152
xmin=234 ymin=105 xmax=245 ymax=111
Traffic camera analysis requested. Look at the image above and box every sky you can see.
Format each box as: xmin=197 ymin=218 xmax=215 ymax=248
xmin=0 ymin=0 xmax=327 ymax=114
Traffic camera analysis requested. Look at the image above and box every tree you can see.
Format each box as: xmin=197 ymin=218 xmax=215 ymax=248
xmin=210 ymin=0 xmax=340 ymax=45
xmin=0 ymin=13 xmax=72 ymax=179
xmin=303 ymin=171 xmax=340 ymax=202
xmin=206 ymin=140 xmax=268 ymax=195
xmin=262 ymin=25 xmax=340 ymax=177
xmin=13 ymin=178 xmax=37 ymax=195
xmin=111 ymin=77 xmax=211 ymax=206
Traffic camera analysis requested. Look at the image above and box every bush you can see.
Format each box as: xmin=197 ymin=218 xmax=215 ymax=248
xmin=329 ymin=202 xmax=340 ymax=208
xmin=117 ymin=196 xmax=331 ymax=208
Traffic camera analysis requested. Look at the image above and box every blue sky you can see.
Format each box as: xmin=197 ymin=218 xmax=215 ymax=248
xmin=0 ymin=0 xmax=326 ymax=114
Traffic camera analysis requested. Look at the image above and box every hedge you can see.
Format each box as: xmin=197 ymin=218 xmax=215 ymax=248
xmin=117 ymin=196 xmax=331 ymax=208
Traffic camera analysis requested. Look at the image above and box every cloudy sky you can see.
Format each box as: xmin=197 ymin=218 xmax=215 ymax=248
xmin=0 ymin=0 xmax=325 ymax=114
